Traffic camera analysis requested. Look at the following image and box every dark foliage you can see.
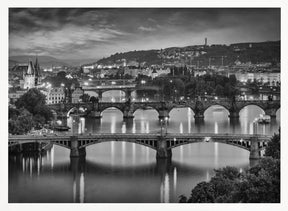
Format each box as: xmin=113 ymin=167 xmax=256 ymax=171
xmin=179 ymin=131 xmax=280 ymax=203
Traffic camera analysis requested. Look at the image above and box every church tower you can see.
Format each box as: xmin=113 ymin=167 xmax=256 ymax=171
xmin=23 ymin=57 xmax=41 ymax=89
xmin=34 ymin=56 xmax=41 ymax=86
xmin=23 ymin=60 xmax=36 ymax=89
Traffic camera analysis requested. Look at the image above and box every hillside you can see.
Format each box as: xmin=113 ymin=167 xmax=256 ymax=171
xmin=97 ymin=50 xmax=161 ymax=66
xmin=96 ymin=41 xmax=280 ymax=67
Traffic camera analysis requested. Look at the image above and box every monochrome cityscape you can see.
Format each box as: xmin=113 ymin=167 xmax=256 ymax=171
xmin=8 ymin=8 xmax=280 ymax=203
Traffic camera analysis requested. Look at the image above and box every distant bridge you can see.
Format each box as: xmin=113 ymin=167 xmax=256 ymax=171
xmin=48 ymin=99 xmax=280 ymax=120
xmin=82 ymin=84 xmax=160 ymax=100
xmin=9 ymin=133 xmax=272 ymax=160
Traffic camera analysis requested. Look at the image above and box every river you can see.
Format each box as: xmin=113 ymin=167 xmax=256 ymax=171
xmin=9 ymin=104 xmax=280 ymax=203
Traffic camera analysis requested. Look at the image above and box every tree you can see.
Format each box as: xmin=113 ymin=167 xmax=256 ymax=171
xmin=57 ymin=71 xmax=66 ymax=78
xmin=180 ymin=159 xmax=280 ymax=203
xmin=188 ymin=182 xmax=215 ymax=203
xmin=9 ymin=108 xmax=34 ymax=135
xmin=80 ymin=93 xmax=90 ymax=102
xmin=178 ymin=195 xmax=188 ymax=203
xmin=90 ymin=96 xmax=98 ymax=103
xmin=232 ymin=158 xmax=280 ymax=203
xmin=16 ymin=88 xmax=46 ymax=114
xmin=215 ymin=84 xmax=224 ymax=96
xmin=265 ymin=130 xmax=280 ymax=159
xmin=229 ymin=74 xmax=237 ymax=85
xmin=15 ymin=88 xmax=53 ymax=122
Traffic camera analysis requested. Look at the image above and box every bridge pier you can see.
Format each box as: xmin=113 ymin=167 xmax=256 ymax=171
xmin=89 ymin=110 xmax=102 ymax=118
xmin=158 ymin=110 xmax=169 ymax=120
xmin=249 ymin=138 xmax=261 ymax=160
xmin=123 ymin=110 xmax=134 ymax=119
xmin=97 ymin=91 xmax=103 ymax=102
xmin=194 ymin=112 xmax=204 ymax=120
xmin=70 ymin=136 xmax=86 ymax=158
xmin=228 ymin=111 xmax=240 ymax=119
xmin=265 ymin=108 xmax=278 ymax=118
xmin=125 ymin=90 xmax=132 ymax=101
xmin=156 ymin=137 xmax=172 ymax=159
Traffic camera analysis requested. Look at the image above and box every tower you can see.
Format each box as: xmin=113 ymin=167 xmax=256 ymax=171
xmin=205 ymin=38 xmax=207 ymax=46
xmin=23 ymin=57 xmax=41 ymax=89
xmin=23 ymin=60 xmax=36 ymax=89
xmin=34 ymin=56 xmax=41 ymax=86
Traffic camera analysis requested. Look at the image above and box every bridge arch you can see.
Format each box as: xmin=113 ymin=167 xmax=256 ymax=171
xmin=52 ymin=141 xmax=71 ymax=150
xmin=239 ymin=104 xmax=265 ymax=113
xmin=66 ymin=107 xmax=88 ymax=117
xmin=167 ymin=138 xmax=251 ymax=152
xmin=84 ymin=90 xmax=99 ymax=98
xmin=9 ymin=140 xmax=72 ymax=150
xmin=78 ymin=139 xmax=157 ymax=150
xmin=133 ymin=107 xmax=160 ymax=118
xmin=102 ymin=90 xmax=127 ymax=102
xmin=100 ymin=106 xmax=124 ymax=116
xmin=168 ymin=107 xmax=195 ymax=121
xmin=203 ymin=103 xmax=230 ymax=115
xmin=238 ymin=105 xmax=265 ymax=118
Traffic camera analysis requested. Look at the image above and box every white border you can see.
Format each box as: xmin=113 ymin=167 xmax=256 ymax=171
xmin=1 ymin=1 xmax=287 ymax=211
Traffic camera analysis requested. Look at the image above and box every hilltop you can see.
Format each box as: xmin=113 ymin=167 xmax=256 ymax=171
xmin=96 ymin=41 xmax=280 ymax=67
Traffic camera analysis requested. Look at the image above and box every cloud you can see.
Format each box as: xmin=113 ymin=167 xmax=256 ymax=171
xmin=138 ymin=26 xmax=157 ymax=32
xmin=147 ymin=18 xmax=157 ymax=23
xmin=9 ymin=8 xmax=280 ymax=59
xmin=9 ymin=23 xmax=128 ymax=58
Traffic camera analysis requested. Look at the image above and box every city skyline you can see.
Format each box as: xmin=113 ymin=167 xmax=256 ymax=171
xmin=9 ymin=8 xmax=280 ymax=60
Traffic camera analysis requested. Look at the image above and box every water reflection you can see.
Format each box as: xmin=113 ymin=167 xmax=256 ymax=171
xmin=9 ymin=143 xmax=252 ymax=203
xmin=70 ymin=157 xmax=86 ymax=203
xmin=66 ymin=106 xmax=279 ymax=135
xmin=9 ymin=106 xmax=280 ymax=203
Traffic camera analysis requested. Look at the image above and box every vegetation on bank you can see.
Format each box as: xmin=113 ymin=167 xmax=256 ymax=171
xmin=9 ymin=88 xmax=53 ymax=135
xmin=135 ymin=73 xmax=238 ymax=100
xmin=179 ymin=130 xmax=280 ymax=203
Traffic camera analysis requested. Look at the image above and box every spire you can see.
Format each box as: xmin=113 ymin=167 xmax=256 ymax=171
xmin=34 ymin=56 xmax=40 ymax=76
xmin=27 ymin=60 xmax=34 ymax=75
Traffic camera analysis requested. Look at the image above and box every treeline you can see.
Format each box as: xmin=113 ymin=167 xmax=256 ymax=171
xmin=179 ymin=131 xmax=280 ymax=203
xmin=9 ymin=89 xmax=53 ymax=135
xmin=135 ymin=73 xmax=238 ymax=100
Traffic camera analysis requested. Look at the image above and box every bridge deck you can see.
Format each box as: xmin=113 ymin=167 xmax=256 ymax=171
xmin=9 ymin=133 xmax=272 ymax=142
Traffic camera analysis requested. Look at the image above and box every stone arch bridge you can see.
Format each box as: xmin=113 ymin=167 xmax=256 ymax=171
xmin=9 ymin=133 xmax=272 ymax=160
xmin=82 ymin=85 xmax=160 ymax=101
xmin=48 ymin=99 xmax=280 ymax=120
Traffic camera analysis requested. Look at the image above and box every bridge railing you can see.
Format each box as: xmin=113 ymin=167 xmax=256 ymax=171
xmin=8 ymin=133 xmax=272 ymax=141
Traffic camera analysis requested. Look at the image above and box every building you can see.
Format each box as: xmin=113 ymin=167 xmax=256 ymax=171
xmin=71 ymin=87 xmax=84 ymax=103
xmin=46 ymin=87 xmax=65 ymax=104
xmin=22 ymin=57 xmax=41 ymax=89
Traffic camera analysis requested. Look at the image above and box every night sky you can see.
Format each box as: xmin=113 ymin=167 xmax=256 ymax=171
xmin=9 ymin=8 xmax=280 ymax=60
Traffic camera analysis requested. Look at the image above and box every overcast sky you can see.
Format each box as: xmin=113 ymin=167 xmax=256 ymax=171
xmin=9 ymin=8 xmax=280 ymax=60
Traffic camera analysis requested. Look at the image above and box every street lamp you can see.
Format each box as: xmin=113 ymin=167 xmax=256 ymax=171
xmin=164 ymin=117 xmax=168 ymax=135
xmin=160 ymin=117 xmax=168 ymax=136
xmin=160 ymin=119 xmax=163 ymax=137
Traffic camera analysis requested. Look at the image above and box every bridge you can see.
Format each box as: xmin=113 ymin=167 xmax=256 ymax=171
xmin=48 ymin=99 xmax=280 ymax=120
xmin=82 ymin=84 xmax=160 ymax=101
xmin=9 ymin=133 xmax=272 ymax=160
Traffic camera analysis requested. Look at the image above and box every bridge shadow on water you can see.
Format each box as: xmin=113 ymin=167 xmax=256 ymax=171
xmin=9 ymin=149 xmax=253 ymax=203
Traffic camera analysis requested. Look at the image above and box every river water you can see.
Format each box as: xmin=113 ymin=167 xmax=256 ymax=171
xmin=9 ymin=104 xmax=280 ymax=203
